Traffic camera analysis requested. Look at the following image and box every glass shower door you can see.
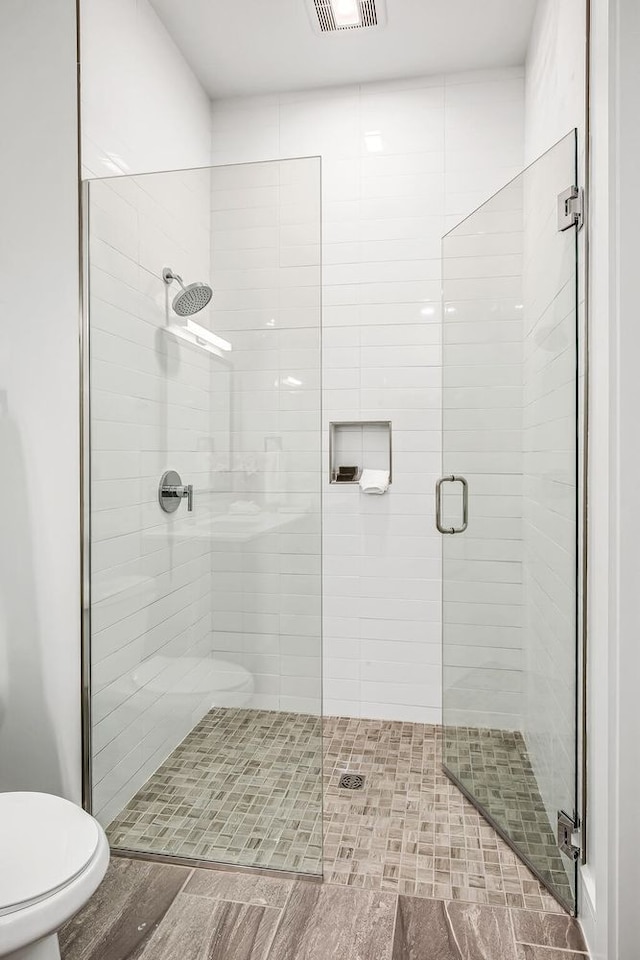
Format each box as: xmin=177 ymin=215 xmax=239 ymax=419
xmin=85 ymin=157 xmax=323 ymax=876
xmin=440 ymin=132 xmax=579 ymax=912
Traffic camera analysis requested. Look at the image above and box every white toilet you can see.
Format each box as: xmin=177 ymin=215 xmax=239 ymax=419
xmin=0 ymin=792 xmax=109 ymax=960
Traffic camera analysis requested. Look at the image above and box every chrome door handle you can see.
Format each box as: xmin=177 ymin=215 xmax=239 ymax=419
xmin=159 ymin=470 xmax=193 ymax=513
xmin=435 ymin=475 xmax=468 ymax=534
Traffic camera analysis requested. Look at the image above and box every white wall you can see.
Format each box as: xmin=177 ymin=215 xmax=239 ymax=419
xmin=80 ymin=0 xmax=212 ymax=178
xmin=584 ymin=1 xmax=640 ymax=955
xmin=0 ymin=0 xmax=81 ymax=801
xmin=525 ymin=0 xmax=588 ymax=164
xmin=557 ymin=0 xmax=640 ymax=953
xmin=603 ymin=1 xmax=640 ymax=956
xmin=524 ymin=0 xmax=591 ymax=937
xmin=210 ymin=70 xmax=525 ymax=723
xmin=585 ymin=0 xmax=615 ymax=952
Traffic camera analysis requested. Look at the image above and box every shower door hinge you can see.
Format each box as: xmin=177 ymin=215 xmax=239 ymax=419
xmin=557 ymin=810 xmax=581 ymax=861
xmin=557 ymin=185 xmax=583 ymax=231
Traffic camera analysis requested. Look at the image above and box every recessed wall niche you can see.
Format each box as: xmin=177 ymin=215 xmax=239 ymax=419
xmin=329 ymin=420 xmax=392 ymax=484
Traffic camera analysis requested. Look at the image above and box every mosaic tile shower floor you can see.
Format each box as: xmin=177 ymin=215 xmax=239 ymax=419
xmin=107 ymin=709 xmax=570 ymax=914
xmin=442 ymin=725 xmax=574 ymax=906
xmin=323 ymin=717 xmax=571 ymax=912
xmin=107 ymin=709 xmax=323 ymax=873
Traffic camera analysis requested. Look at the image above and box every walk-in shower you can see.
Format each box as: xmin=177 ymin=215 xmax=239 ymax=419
xmin=82 ymin=136 xmax=581 ymax=914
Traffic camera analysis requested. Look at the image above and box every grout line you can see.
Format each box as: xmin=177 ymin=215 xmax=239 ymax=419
xmin=515 ymin=942 xmax=589 ymax=956
xmin=508 ymin=900 xmax=520 ymax=956
xmin=180 ymin=889 xmax=286 ymax=912
xmin=262 ymin=877 xmax=298 ymax=960
xmin=177 ymin=866 xmax=196 ymax=895
xmin=387 ymin=893 xmax=399 ymax=960
xmin=443 ymin=901 xmax=465 ymax=959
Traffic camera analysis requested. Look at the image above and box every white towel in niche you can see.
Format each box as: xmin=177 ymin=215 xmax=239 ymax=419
xmin=359 ymin=468 xmax=390 ymax=494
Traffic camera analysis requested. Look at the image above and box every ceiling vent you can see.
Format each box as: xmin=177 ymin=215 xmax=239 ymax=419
xmin=307 ymin=0 xmax=387 ymax=34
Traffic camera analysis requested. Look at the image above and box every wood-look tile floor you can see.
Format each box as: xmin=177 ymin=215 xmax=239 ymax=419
xmin=60 ymin=858 xmax=589 ymax=960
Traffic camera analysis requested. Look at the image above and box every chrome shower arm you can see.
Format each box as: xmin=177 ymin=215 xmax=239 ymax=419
xmin=162 ymin=266 xmax=185 ymax=288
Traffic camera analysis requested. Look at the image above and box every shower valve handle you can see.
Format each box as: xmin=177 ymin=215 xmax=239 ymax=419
xmin=167 ymin=484 xmax=193 ymax=511
xmin=158 ymin=471 xmax=193 ymax=513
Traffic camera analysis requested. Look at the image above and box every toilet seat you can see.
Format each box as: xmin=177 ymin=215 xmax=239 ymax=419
xmin=0 ymin=793 xmax=100 ymax=917
xmin=0 ymin=793 xmax=109 ymax=957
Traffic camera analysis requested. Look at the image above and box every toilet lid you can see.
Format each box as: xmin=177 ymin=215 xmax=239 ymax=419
xmin=0 ymin=792 xmax=100 ymax=913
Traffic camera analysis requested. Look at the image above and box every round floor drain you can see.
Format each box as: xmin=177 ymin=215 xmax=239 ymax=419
xmin=339 ymin=772 xmax=365 ymax=790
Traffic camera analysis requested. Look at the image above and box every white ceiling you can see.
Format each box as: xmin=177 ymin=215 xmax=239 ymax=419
xmin=148 ymin=0 xmax=538 ymax=99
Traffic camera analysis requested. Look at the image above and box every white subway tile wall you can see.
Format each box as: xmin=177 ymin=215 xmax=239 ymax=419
xmin=208 ymin=157 xmax=323 ymax=717
xmin=210 ymin=69 xmax=525 ymax=721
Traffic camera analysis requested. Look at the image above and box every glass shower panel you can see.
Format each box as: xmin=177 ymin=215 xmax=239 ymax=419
xmin=441 ymin=133 xmax=578 ymax=912
xmin=86 ymin=157 xmax=322 ymax=875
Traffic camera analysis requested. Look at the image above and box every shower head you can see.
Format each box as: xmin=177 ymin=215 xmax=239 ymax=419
xmin=162 ymin=267 xmax=213 ymax=317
